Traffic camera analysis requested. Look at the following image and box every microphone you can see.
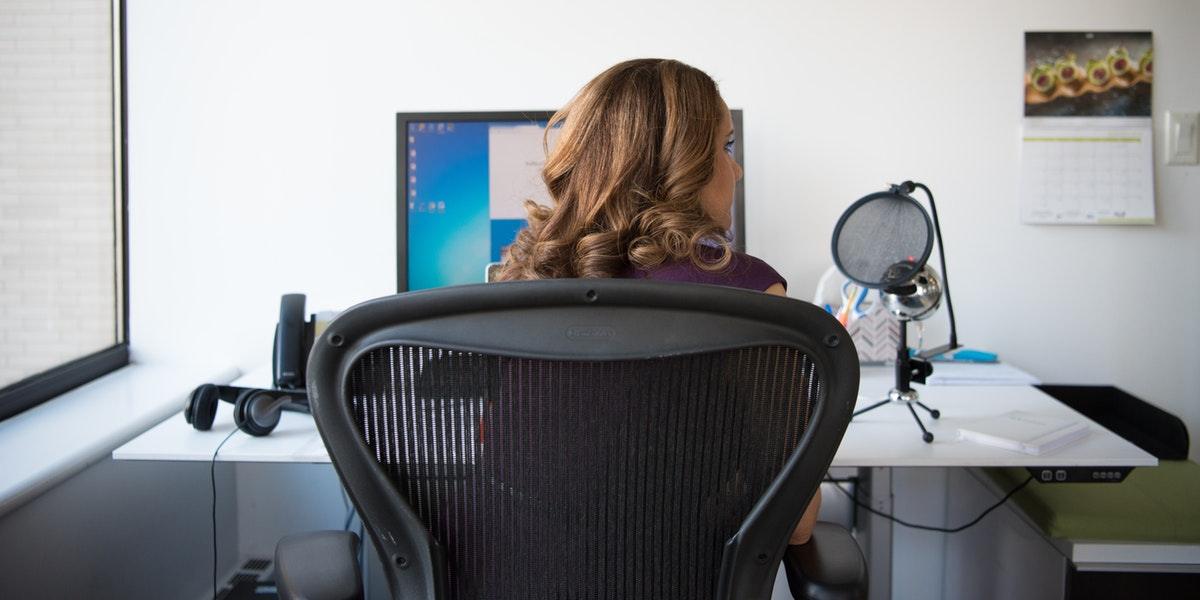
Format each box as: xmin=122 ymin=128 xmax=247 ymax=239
xmin=830 ymin=181 xmax=959 ymax=443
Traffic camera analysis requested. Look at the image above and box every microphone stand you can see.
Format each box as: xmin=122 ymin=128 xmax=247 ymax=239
xmin=851 ymin=310 xmax=943 ymax=443
xmin=849 ymin=181 xmax=956 ymax=443
xmin=912 ymin=181 xmax=959 ymax=359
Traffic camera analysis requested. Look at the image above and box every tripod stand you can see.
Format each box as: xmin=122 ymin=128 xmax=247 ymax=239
xmin=851 ymin=320 xmax=942 ymax=443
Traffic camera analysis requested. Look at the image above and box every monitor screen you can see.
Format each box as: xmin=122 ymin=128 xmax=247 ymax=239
xmin=397 ymin=110 xmax=745 ymax=291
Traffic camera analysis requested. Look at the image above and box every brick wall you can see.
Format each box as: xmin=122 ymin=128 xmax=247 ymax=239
xmin=0 ymin=0 xmax=117 ymax=388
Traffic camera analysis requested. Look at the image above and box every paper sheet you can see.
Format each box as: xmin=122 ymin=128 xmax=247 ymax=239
xmin=1020 ymin=118 xmax=1155 ymax=224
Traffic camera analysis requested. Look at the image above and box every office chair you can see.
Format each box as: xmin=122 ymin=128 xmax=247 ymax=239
xmin=276 ymin=279 xmax=867 ymax=600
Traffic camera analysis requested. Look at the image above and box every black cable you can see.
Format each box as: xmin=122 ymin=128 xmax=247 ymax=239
xmin=211 ymin=428 xmax=238 ymax=600
xmin=339 ymin=486 xmax=358 ymax=537
xmin=358 ymin=516 xmax=367 ymax=596
xmin=826 ymin=475 xmax=1034 ymax=533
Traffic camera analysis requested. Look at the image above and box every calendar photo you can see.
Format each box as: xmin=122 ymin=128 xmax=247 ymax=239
xmin=1024 ymin=32 xmax=1152 ymax=117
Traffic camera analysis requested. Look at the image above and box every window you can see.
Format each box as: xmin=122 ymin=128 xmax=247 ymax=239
xmin=0 ymin=0 xmax=127 ymax=420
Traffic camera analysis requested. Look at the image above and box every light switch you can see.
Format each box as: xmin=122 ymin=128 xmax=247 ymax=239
xmin=1165 ymin=111 xmax=1199 ymax=165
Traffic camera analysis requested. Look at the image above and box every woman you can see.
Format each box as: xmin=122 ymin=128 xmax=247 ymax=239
xmin=496 ymin=58 xmax=820 ymax=546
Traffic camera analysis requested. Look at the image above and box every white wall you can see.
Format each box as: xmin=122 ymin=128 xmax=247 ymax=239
xmin=942 ymin=468 xmax=1067 ymax=600
xmin=126 ymin=0 xmax=1200 ymax=459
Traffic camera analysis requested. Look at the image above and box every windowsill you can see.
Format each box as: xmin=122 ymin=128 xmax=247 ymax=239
xmin=0 ymin=361 xmax=238 ymax=516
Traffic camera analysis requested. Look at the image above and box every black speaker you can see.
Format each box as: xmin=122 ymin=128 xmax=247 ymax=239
xmin=274 ymin=293 xmax=313 ymax=391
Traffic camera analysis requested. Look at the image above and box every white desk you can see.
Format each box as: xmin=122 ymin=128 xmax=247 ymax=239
xmin=114 ymin=365 xmax=1157 ymax=469
xmin=112 ymin=364 xmax=1160 ymax=600
xmin=113 ymin=366 xmax=325 ymax=463
xmin=839 ymin=370 xmax=1155 ymax=468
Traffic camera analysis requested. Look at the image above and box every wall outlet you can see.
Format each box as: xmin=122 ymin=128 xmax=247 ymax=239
xmin=1165 ymin=111 xmax=1199 ymax=165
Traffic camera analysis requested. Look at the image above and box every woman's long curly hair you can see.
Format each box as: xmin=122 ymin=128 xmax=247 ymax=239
xmin=494 ymin=58 xmax=733 ymax=281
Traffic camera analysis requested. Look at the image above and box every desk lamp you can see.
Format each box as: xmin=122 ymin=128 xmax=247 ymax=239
xmin=831 ymin=181 xmax=960 ymax=443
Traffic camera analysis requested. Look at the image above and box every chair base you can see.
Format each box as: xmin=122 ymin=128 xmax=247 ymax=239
xmin=782 ymin=522 xmax=868 ymax=600
xmin=275 ymin=530 xmax=363 ymax=600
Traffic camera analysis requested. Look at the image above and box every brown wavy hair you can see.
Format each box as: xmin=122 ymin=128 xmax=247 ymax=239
xmin=494 ymin=58 xmax=733 ymax=281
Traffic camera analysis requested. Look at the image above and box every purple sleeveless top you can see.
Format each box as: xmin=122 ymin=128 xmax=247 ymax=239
xmin=619 ymin=247 xmax=787 ymax=292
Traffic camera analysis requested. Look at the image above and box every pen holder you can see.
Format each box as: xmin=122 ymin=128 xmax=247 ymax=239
xmin=846 ymin=308 xmax=900 ymax=364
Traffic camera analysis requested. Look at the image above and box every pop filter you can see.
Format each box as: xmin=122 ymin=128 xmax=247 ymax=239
xmin=831 ymin=191 xmax=933 ymax=289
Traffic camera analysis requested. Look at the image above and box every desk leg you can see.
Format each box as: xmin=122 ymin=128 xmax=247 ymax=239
xmin=857 ymin=467 xmax=893 ymax=600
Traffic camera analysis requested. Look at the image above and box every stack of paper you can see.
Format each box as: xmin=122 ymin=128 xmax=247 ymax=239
xmin=926 ymin=362 xmax=1040 ymax=386
xmin=957 ymin=410 xmax=1089 ymax=455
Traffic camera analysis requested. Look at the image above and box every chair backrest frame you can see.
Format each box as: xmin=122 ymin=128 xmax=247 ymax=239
xmin=307 ymin=279 xmax=859 ymax=599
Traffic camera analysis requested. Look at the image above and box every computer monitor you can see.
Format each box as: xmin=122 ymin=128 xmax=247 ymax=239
xmin=397 ymin=110 xmax=746 ymax=291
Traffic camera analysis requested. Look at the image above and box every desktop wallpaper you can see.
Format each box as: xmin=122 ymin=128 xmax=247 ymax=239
xmin=406 ymin=120 xmax=549 ymax=290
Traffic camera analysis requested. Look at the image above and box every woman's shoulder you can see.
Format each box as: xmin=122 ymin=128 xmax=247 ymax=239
xmin=624 ymin=247 xmax=787 ymax=292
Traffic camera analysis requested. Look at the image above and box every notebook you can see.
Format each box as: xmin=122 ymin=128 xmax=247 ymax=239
xmin=956 ymin=410 xmax=1089 ymax=455
xmin=926 ymin=362 xmax=1040 ymax=386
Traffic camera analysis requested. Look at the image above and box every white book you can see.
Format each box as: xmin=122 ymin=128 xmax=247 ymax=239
xmin=926 ymin=362 xmax=1040 ymax=386
xmin=956 ymin=410 xmax=1089 ymax=455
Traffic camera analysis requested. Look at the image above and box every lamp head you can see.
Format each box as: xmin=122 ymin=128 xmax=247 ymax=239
xmin=880 ymin=264 xmax=942 ymax=321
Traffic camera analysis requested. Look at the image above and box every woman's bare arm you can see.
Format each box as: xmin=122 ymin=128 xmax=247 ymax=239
xmin=763 ymin=281 xmax=822 ymax=545
xmin=789 ymin=491 xmax=822 ymax=545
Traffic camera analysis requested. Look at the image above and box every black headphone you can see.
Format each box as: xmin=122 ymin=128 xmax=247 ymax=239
xmin=183 ymin=384 xmax=311 ymax=436
xmin=183 ymin=294 xmax=317 ymax=436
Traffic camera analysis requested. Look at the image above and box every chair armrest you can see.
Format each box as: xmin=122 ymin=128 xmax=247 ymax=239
xmin=275 ymin=530 xmax=363 ymax=600
xmin=782 ymin=522 xmax=868 ymax=600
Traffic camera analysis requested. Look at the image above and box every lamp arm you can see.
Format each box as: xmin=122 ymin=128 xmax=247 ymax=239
xmin=912 ymin=182 xmax=959 ymax=352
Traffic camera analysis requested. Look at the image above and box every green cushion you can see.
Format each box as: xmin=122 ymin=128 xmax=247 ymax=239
xmin=984 ymin=460 xmax=1200 ymax=543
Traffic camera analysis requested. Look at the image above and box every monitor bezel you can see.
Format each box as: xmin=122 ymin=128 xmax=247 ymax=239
xmin=396 ymin=110 xmax=746 ymax=292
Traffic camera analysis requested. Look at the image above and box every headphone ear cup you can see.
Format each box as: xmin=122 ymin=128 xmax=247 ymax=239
xmin=234 ymin=389 xmax=281 ymax=437
xmin=186 ymin=384 xmax=220 ymax=431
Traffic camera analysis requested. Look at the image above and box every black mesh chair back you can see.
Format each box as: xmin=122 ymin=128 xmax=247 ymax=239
xmin=307 ymin=279 xmax=859 ymax=600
